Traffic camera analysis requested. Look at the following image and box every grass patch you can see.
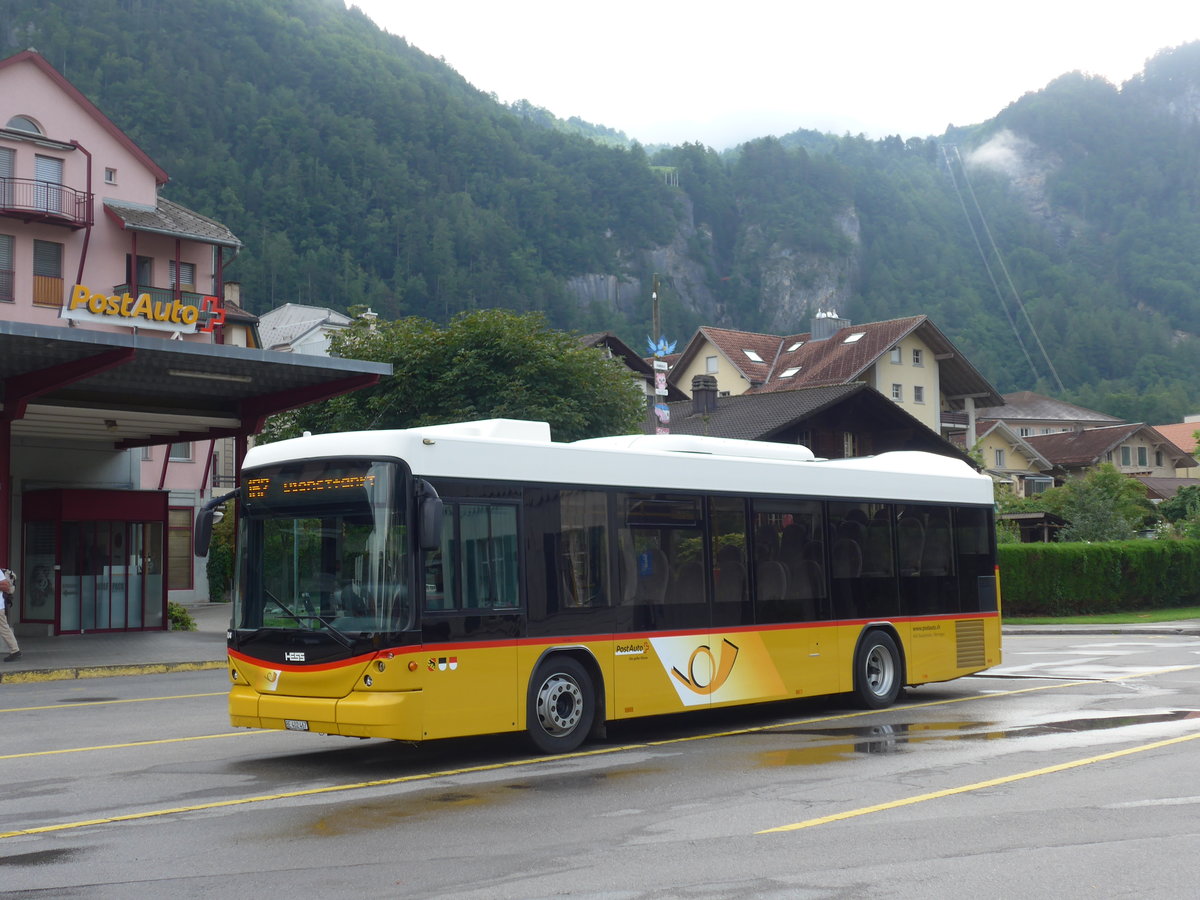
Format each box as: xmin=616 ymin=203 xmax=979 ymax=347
xmin=1004 ymin=606 xmax=1200 ymax=625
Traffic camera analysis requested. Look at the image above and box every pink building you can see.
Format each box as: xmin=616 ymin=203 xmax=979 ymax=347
xmin=0 ymin=51 xmax=387 ymax=637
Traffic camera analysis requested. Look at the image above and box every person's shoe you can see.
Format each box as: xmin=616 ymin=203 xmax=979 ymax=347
xmin=3 ymin=650 xmax=20 ymax=662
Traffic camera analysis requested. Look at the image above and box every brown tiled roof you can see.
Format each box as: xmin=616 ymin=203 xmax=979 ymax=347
xmin=698 ymin=326 xmax=784 ymax=386
xmin=752 ymin=316 xmax=926 ymax=392
xmin=1024 ymin=424 xmax=1140 ymax=467
xmin=1133 ymin=476 xmax=1199 ymax=501
xmin=104 ymin=197 xmax=242 ymax=248
xmin=670 ymin=316 xmax=1002 ymax=407
xmin=1025 ymin=423 xmax=1198 ymax=468
xmin=977 ymin=391 xmax=1123 ymax=425
xmin=1151 ymin=422 xmax=1200 ymax=453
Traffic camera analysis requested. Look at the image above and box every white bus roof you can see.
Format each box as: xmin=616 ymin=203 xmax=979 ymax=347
xmin=243 ymin=418 xmax=992 ymax=505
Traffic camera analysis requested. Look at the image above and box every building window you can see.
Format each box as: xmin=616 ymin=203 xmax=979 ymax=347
xmin=1105 ymin=451 xmax=1113 ymax=462
xmin=6 ymin=114 xmax=43 ymax=134
xmin=994 ymin=448 xmax=1006 ymax=468
xmin=168 ymin=260 xmax=195 ymax=291
xmin=912 ymin=348 xmax=924 ymax=366
xmin=1026 ymin=477 xmax=1053 ymax=495
xmin=0 ymin=147 xmax=13 ymax=206
xmin=742 ymin=349 xmax=763 ymax=363
xmin=786 ymin=341 xmax=803 ymax=352
xmin=168 ymin=442 xmax=192 ymax=461
xmin=0 ymin=233 xmax=13 ymax=303
xmin=913 ymin=385 xmax=925 ymax=403
xmin=1019 ymin=427 xmax=1031 ymax=437
xmin=1137 ymin=446 xmax=1148 ymax=467
xmin=780 ymin=366 xmax=801 ymax=378
xmin=1041 ymin=428 xmax=1053 ymax=434
xmin=167 ymin=508 xmax=194 ymax=591
xmin=891 ymin=383 xmax=903 ymax=401
xmin=1121 ymin=446 xmax=1131 ymax=466
xmin=1156 ymin=450 xmax=1164 ymax=468
xmin=32 ymin=239 xmax=63 ymax=307
xmin=104 ymin=167 xmax=117 ymax=184
xmin=889 ymin=346 xmax=902 ymax=364
xmin=842 ymin=432 xmax=857 ymax=457
xmin=705 ymin=355 xmax=718 ymax=373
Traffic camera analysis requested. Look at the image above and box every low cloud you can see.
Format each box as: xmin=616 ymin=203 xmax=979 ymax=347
xmin=965 ymin=129 xmax=1033 ymax=179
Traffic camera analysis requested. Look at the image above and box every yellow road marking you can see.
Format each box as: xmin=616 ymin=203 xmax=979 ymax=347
xmin=1 ymin=692 xmax=225 ymax=713
xmin=758 ymin=730 xmax=1200 ymax=834
xmin=0 ymin=730 xmax=270 ymax=760
xmin=2 ymin=665 xmax=1195 ymax=839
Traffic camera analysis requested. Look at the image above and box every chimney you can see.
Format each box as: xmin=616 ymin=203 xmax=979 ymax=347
xmin=811 ymin=308 xmax=850 ymax=342
xmin=692 ymin=374 xmax=718 ymax=415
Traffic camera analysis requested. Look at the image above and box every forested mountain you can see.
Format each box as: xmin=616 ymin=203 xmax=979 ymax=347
xmin=7 ymin=0 xmax=1200 ymax=422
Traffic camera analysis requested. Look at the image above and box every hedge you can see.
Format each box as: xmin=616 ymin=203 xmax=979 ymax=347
xmin=998 ymin=540 xmax=1200 ymax=617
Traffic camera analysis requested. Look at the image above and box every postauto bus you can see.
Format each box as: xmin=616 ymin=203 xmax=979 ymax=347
xmin=197 ymin=419 xmax=1000 ymax=753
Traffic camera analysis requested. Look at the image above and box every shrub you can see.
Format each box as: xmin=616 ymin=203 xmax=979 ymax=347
xmin=999 ymin=539 xmax=1200 ymax=616
xmin=168 ymin=601 xmax=197 ymax=631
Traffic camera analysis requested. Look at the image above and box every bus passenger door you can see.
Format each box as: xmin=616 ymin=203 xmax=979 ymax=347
xmin=419 ymin=501 xmax=521 ymax=740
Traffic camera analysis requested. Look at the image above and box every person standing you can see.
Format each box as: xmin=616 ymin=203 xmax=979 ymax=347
xmin=0 ymin=568 xmax=20 ymax=662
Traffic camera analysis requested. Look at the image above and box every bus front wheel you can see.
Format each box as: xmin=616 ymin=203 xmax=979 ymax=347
xmin=853 ymin=631 xmax=902 ymax=709
xmin=527 ymin=656 xmax=595 ymax=754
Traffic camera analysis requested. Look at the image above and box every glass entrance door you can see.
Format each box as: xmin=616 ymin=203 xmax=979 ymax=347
xmin=48 ymin=520 xmax=165 ymax=633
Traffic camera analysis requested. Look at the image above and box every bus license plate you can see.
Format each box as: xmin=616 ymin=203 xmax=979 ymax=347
xmin=284 ymin=719 xmax=309 ymax=731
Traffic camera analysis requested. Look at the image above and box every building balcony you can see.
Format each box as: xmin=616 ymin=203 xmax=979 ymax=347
xmin=0 ymin=177 xmax=93 ymax=229
xmin=113 ymin=283 xmax=210 ymax=312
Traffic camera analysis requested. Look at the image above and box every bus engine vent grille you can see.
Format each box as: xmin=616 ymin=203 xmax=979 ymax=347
xmin=955 ymin=619 xmax=985 ymax=669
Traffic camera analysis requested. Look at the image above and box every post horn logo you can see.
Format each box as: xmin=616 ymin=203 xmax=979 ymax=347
xmin=671 ymin=638 xmax=739 ymax=695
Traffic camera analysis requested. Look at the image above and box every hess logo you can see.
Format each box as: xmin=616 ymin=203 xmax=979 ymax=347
xmin=671 ymin=638 xmax=739 ymax=695
xmin=284 ymin=651 xmax=306 ymax=662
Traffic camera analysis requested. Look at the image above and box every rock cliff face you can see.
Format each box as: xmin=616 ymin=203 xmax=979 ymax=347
xmin=564 ymin=192 xmax=721 ymax=328
xmin=744 ymin=206 xmax=861 ymax=334
xmin=565 ymin=192 xmax=858 ymax=333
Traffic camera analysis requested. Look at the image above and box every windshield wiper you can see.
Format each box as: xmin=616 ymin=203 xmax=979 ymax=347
xmin=263 ymin=590 xmax=356 ymax=650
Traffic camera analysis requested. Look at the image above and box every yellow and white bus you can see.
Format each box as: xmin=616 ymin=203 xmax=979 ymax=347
xmin=206 ymin=419 xmax=1001 ymax=753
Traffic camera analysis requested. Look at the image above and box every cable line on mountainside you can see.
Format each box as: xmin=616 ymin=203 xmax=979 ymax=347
xmin=951 ymin=146 xmax=1065 ymax=393
xmin=940 ymin=144 xmax=1042 ymax=386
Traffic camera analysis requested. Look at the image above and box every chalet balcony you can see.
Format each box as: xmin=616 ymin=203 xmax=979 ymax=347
xmin=112 ymin=283 xmax=209 ymax=315
xmin=0 ymin=176 xmax=93 ymax=229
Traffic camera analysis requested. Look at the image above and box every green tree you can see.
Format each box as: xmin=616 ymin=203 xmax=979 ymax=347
xmin=263 ymin=309 xmax=647 ymax=442
xmin=1039 ymin=464 xmax=1155 ymax=542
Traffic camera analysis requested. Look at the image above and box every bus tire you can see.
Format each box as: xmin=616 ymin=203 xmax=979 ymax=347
xmin=853 ymin=631 xmax=902 ymax=709
xmin=527 ymin=656 xmax=595 ymax=754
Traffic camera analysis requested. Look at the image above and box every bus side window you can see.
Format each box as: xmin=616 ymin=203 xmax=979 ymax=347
xmin=460 ymin=503 xmax=520 ymax=609
xmin=423 ymin=501 xmax=455 ymax=611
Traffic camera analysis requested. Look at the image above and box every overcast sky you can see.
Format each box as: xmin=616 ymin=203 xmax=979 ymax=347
xmin=350 ymin=1 xmax=1200 ymax=150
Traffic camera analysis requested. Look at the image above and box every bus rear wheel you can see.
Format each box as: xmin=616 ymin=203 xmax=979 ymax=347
xmin=853 ymin=631 xmax=902 ymax=709
xmin=527 ymin=656 xmax=595 ymax=754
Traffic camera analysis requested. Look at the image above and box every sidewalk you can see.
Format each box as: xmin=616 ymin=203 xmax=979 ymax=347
xmin=3 ymin=610 xmax=1199 ymax=685
xmin=0 ymin=602 xmax=230 ymax=684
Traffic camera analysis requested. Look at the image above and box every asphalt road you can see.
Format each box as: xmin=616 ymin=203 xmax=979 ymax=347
xmin=3 ymin=632 xmax=1200 ymax=899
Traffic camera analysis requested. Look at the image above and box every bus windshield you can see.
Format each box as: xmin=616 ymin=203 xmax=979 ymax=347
xmin=233 ymin=459 xmax=410 ymax=638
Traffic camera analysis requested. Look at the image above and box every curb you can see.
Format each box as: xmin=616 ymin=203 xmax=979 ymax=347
xmin=0 ymin=659 xmax=226 ymax=684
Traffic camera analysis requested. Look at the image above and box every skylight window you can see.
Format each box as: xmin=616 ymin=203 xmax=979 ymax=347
xmin=843 ymin=332 xmax=866 ymax=343
xmin=743 ymin=349 xmax=764 ymax=362
xmin=787 ymin=341 xmax=803 ymax=352
xmin=780 ymin=367 xmax=801 ymax=378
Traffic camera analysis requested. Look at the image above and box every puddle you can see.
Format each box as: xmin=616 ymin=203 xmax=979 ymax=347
xmin=759 ymin=711 xmax=1200 ymax=766
xmin=296 ymin=767 xmax=661 ymax=837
